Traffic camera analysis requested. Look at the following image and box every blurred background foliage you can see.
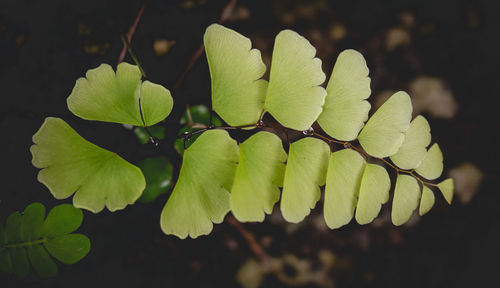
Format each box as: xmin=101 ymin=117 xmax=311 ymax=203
xmin=0 ymin=0 xmax=498 ymax=287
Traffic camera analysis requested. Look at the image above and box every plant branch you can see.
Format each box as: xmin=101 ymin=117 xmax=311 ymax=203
xmin=227 ymin=215 xmax=269 ymax=263
xmin=172 ymin=0 xmax=237 ymax=90
xmin=118 ymin=1 xmax=146 ymax=66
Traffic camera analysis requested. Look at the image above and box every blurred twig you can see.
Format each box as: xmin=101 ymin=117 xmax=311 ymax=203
xmin=227 ymin=215 xmax=269 ymax=263
xmin=172 ymin=0 xmax=237 ymax=90
xmin=117 ymin=1 xmax=146 ymax=65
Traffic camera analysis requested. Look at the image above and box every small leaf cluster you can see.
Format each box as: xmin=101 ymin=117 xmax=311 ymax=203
xmin=0 ymin=203 xmax=90 ymax=277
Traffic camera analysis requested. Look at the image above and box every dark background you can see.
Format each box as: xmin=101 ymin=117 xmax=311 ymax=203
xmin=1 ymin=0 xmax=499 ymax=287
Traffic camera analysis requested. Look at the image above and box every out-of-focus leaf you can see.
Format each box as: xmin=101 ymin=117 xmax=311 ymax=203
xmin=138 ymin=157 xmax=173 ymax=203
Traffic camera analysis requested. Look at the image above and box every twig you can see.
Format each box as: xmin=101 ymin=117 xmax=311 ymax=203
xmin=118 ymin=1 xmax=146 ymax=65
xmin=227 ymin=216 xmax=269 ymax=262
xmin=172 ymin=0 xmax=237 ymax=90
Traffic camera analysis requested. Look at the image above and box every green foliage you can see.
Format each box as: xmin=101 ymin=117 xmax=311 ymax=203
xmin=390 ymin=115 xmax=431 ymax=169
xmin=174 ymin=105 xmax=223 ymax=156
xmin=415 ymin=143 xmax=444 ymax=180
xmin=324 ymin=149 xmax=366 ymax=229
xmin=29 ymin=25 xmax=455 ymax=241
xmin=31 ymin=117 xmax=146 ymax=213
xmin=281 ymin=138 xmax=329 ymax=223
xmin=160 ymin=130 xmax=239 ymax=239
xmin=392 ymin=175 xmax=420 ymax=226
xmin=158 ymin=25 xmax=455 ymax=238
xmin=317 ymin=49 xmax=371 ymax=141
xmin=355 ymin=164 xmax=390 ymax=225
xmin=67 ymin=63 xmax=173 ymax=127
xmin=137 ymin=157 xmax=173 ymax=203
xmin=230 ymin=132 xmax=287 ymax=222
xmin=204 ymin=24 xmax=267 ymax=127
xmin=31 ymin=62 xmax=173 ymax=213
xmin=0 ymin=203 xmax=90 ymax=277
xmin=358 ymin=91 xmax=412 ymax=158
xmin=134 ymin=125 xmax=166 ymax=144
xmin=264 ymin=30 xmax=327 ymax=130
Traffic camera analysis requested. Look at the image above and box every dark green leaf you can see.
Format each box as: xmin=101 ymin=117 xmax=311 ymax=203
xmin=44 ymin=234 xmax=90 ymax=264
xmin=10 ymin=247 xmax=29 ymax=277
xmin=0 ymin=249 xmax=13 ymax=273
xmin=5 ymin=212 xmax=22 ymax=243
xmin=138 ymin=157 xmax=174 ymax=203
xmin=134 ymin=125 xmax=166 ymax=144
xmin=22 ymin=203 xmax=45 ymax=241
xmin=39 ymin=204 xmax=83 ymax=238
xmin=180 ymin=105 xmax=222 ymax=126
xmin=27 ymin=245 xmax=57 ymax=277
xmin=0 ymin=222 xmax=5 ymax=244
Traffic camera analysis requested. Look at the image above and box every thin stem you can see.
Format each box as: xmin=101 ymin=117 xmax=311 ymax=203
xmin=118 ymin=1 xmax=146 ymax=65
xmin=120 ymin=34 xmax=147 ymax=78
xmin=0 ymin=238 xmax=47 ymax=252
xmin=227 ymin=216 xmax=269 ymax=262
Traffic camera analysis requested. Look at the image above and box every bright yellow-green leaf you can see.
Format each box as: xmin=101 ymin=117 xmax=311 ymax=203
xmin=437 ymin=178 xmax=454 ymax=204
xmin=317 ymin=49 xmax=371 ymax=141
xmin=264 ymin=30 xmax=326 ymax=130
xmin=281 ymin=138 xmax=330 ymax=223
xmin=392 ymin=174 xmax=421 ymax=226
xmin=390 ymin=115 xmax=431 ymax=170
xmin=67 ymin=63 xmax=173 ymax=126
xmin=324 ymin=149 xmax=366 ymax=229
xmin=415 ymin=143 xmax=443 ymax=180
xmin=160 ymin=130 xmax=239 ymax=239
xmin=419 ymin=186 xmax=435 ymax=216
xmin=204 ymin=24 xmax=267 ymax=126
xmin=358 ymin=91 xmax=412 ymax=158
xmin=355 ymin=164 xmax=390 ymax=225
xmin=230 ymin=132 xmax=287 ymax=222
xmin=31 ymin=117 xmax=146 ymax=213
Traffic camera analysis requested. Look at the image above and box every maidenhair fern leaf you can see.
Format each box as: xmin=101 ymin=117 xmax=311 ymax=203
xmin=324 ymin=149 xmax=366 ymax=229
xmin=230 ymin=132 xmax=287 ymax=222
xmin=31 ymin=117 xmax=146 ymax=213
xmin=390 ymin=115 xmax=431 ymax=170
xmin=437 ymin=178 xmax=454 ymax=204
xmin=392 ymin=174 xmax=421 ymax=226
xmin=419 ymin=186 xmax=435 ymax=216
xmin=281 ymin=138 xmax=330 ymax=223
xmin=0 ymin=203 xmax=90 ymax=277
xmin=67 ymin=63 xmax=173 ymax=126
xmin=355 ymin=164 xmax=390 ymax=225
xmin=160 ymin=130 xmax=239 ymax=239
xmin=264 ymin=30 xmax=326 ymax=130
xmin=317 ymin=49 xmax=371 ymax=141
xmin=358 ymin=91 xmax=412 ymax=158
xmin=204 ymin=24 xmax=268 ymax=126
xmin=415 ymin=143 xmax=443 ymax=180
